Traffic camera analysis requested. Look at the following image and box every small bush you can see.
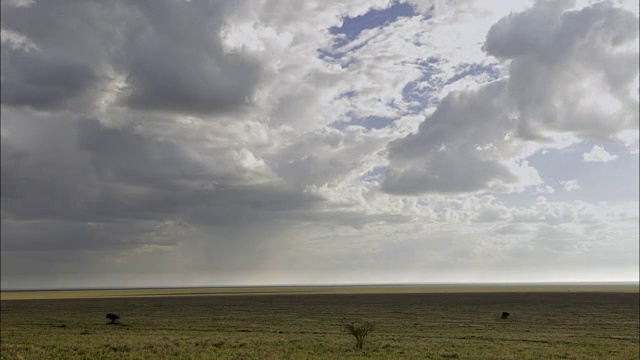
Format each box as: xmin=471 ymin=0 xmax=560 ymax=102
xmin=441 ymin=353 xmax=459 ymax=359
xmin=344 ymin=321 xmax=376 ymax=349
xmin=106 ymin=313 xmax=120 ymax=324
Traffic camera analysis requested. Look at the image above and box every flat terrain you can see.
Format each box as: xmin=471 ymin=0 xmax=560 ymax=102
xmin=1 ymin=286 xmax=638 ymax=359
xmin=2 ymin=283 xmax=637 ymax=300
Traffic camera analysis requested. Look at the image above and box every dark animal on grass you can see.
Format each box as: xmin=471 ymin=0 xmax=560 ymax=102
xmin=501 ymin=312 xmax=510 ymax=319
xmin=345 ymin=321 xmax=375 ymax=349
xmin=106 ymin=313 xmax=120 ymax=324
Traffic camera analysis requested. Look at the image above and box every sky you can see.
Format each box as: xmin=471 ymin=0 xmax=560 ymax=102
xmin=1 ymin=0 xmax=638 ymax=290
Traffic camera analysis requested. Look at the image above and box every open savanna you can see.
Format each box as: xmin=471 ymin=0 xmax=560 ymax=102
xmin=1 ymin=285 xmax=638 ymax=359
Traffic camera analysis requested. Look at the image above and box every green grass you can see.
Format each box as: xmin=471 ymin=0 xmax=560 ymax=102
xmin=2 ymin=283 xmax=637 ymax=301
xmin=2 ymin=289 xmax=639 ymax=359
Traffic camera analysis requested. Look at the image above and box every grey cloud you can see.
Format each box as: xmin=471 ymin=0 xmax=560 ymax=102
xmin=1 ymin=49 xmax=99 ymax=110
xmin=0 ymin=1 xmax=123 ymax=111
xmin=485 ymin=0 xmax=639 ymax=63
xmin=118 ymin=1 xmax=262 ymax=114
xmin=491 ymin=223 xmax=533 ymax=235
xmin=180 ymin=184 xmax=323 ymax=226
xmin=474 ymin=207 xmax=509 ymax=223
xmin=298 ymin=210 xmax=412 ymax=230
xmin=273 ymin=126 xmax=390 ymax=188
xmin=529 ymin=223 xmax=589 ymax=253
xmin=76 ymin=118 xmax=206 ymax=191
xmin=482 ymin=0 xmax=574 ymax=60
xmin=383 ymin=80 xmax=516 ymax=194
xmin=1 ymin=111 xmax=98 ymax=222
xmin=74 ymin=118 xmax=323 ymax=224
xmin=1 ymin=110 xmax=324 ymax=258
xmin=486 ymin=0 xmax=639 ymax=139
xmin=1 ymin=0 xmax=263 ymax=115
xmin=2 ymin=0 xmax=637 ymax=288
xmin=0 ymin=219 xmax=168 ymax=253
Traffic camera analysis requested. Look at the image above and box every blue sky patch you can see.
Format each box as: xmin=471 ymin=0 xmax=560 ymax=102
xmin=330 ymin=2 xmax=415 ymax=41
xmin=331 ymin=115 xmax=395 ymax=130
xmin=445 ymin=63 xmax=501 ymax=85
xmin=402 ymin=58 xmax=442 ymax=112
xmin=498 ymin=140 xmax=638 ymax=206
xmin=320 ymin=2 xmax=418 ymax=65
xmin=528 ymin=140 xmax=638 ymax=202
xmin=361 ymin=166 xmax=388 ymax=182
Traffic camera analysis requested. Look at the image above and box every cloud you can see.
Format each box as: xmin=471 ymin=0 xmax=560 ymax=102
xmin=0 ymin=29 xmax=38 ymax=51
xmin=0 ymin=107 xmax=322 ymax=255
xmin=560 ymin=179 xmax=581 ymax=192
xmin=536 ymin=184 xmax=556 ymax=194
xmin=1 ymin=0 xmax=638 ymax=288
xmin=118 ymin=1 xmax=263 ymax=115
xmin=486 ymin=0 xmax=639 ymax=139
xmin=1 ymin=0 xmax=35 ymax=7
xmin=270 ymin=125 xmax=392 ymax=188
xmin=0 ymin=1 xmax=124 ymax=112
xmin=1 ymin=41 xmax=100 ymax=110
xmin=0 ymin=1 xmax=264 ymax=115
xmin=383 ymin=0 xmax=639 ymax=195
xmin=383 ymin=80 xmax=521 ymax=194
xmin=617 ymin=129 xmax=640 ymax=155
xmin=1 ymin=109 xmax=99 ymax=222
xmin=582 ymin=145 xmax=618 ymax=162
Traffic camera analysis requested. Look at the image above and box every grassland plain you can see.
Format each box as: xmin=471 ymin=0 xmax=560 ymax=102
xmin=1 ymin=286 xmax=639 ymax=359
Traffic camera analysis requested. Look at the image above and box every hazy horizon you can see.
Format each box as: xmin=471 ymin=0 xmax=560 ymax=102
xmin=3 ymin=276 xmax=639 ymax=292
xmin=1 ymin=0 xmax=639 ymax=290
xmin=3 ymin=280 xmax=639 ymax=293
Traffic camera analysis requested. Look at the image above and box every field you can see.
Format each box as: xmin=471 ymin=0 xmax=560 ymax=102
xmin=1 ymin=285 xmax=639 ymax=359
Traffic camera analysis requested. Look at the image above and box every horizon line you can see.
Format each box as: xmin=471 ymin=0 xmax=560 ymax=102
xmin=2 ymin=280 xmax=638 ymax=292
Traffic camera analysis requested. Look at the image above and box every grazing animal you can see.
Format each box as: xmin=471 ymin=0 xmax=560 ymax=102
xmin=501 ymin=312 xmax=510 ymax=319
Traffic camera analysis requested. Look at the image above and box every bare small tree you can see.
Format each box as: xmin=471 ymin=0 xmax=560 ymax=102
xmin=344 ymin=321 xmax=375 ymax=349
xmin=106 ymin=313 xmax=120 ymax=324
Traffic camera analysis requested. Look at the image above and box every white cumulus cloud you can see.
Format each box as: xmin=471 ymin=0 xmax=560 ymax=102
xmin=582 ymin=145 xmax=618 ymax=162
xmin=560 ymin=179 xmax=581 ymax=192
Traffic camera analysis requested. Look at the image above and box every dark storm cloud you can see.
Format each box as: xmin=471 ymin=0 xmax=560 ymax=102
xmin=76 ymin=118 xmax=206 ymax=191
xmin=75 ymin=118 xmax=322 ymax=223
xmin=0 ymin=49 xmax=99 ymax=110
xmin=1 ymin=0 xmax=262 ymax=115
xmin=1 ymin=0 xmax=120 ymax=110
xmin=1 ymin=109 xmax=323 ymax=256
xmin=119 ymin=1 xmax=263 ymax=114
xmin=2 ymin=113 xmax=321 ymax=222
xmin=1 ymin=111 xmax=97 ymax=222
xmin=0 ymin=219 xmax=159 ymax=253
xmin=179 ymin=184 xmax=323 ymax=226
